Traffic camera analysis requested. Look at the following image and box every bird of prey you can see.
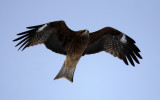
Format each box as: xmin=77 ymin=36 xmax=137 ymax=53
xmin=13 ymin=20 xmax=142 ymax=82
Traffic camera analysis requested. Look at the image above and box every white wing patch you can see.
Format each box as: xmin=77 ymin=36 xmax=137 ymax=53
xmin=120 ymin=34 xmax=127 ymax=43
xmin=37 ymin=24 xmax=47 ymax=32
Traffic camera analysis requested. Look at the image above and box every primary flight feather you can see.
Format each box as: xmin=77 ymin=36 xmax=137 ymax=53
xmin=13 ymin=20 xmax=142 ymax=82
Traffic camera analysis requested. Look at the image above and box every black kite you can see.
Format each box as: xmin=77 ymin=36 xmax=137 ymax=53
xmin=13 ymin=20 xmax=142 ymax=82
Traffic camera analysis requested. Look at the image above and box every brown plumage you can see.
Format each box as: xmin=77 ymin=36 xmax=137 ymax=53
xmin=13 ymin=20 xmax=142 ymax=82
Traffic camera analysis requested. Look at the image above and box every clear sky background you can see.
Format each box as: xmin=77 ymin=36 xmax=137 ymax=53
xmin=1 ymin=0 xmax=160 ymax=100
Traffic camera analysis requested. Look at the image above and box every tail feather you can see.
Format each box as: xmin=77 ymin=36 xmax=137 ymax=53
xmin=54 ymin=62 xmax=76 ymax=82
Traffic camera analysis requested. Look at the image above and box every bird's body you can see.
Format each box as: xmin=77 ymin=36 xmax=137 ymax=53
xmin=54 ymin=30 xmax=89 ymax=82
xmin=13 ymin=20 xmax=142 ymax=82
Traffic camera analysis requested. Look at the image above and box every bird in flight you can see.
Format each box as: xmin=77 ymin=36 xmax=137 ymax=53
xmin=13 ymin=20 xmax=142 ymax=82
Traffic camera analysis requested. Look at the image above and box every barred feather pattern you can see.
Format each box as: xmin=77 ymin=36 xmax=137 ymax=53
xmin=103 ymin=34 xmax=142 ymax=66
xmin=104 ymin=40 xmax=123 ymax=57
xmin=29 ymin=30 xmax=53 ymax=46
xmin=84 ymin=32 xmax=142 ymax=66
xmin=13 ymin=25 xmax=55 ymax=50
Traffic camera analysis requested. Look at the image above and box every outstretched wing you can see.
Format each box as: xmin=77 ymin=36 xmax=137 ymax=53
xmin=84 ymin=27 xmax=142 ymax=66
xmin=13 ymin=20 xmax=73 ymax=55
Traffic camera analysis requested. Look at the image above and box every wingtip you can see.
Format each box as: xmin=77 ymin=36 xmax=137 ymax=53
xmin=13 ymin=38 xmax=17 ymax=42
xmin=18 ymin=47 xmax=21 ymax=51
xmin=130 ymin=62 xmax=135 ymax=67
xmin=138 ymin=54 xmax=142 ymax=59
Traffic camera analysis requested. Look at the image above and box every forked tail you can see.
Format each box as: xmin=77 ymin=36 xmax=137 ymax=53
xmin=54 ymin=62 xmax=76 ymax=82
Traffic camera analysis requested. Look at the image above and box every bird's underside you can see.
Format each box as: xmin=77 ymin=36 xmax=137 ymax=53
xmin=13 ymin=20 xmax=142 ymax=82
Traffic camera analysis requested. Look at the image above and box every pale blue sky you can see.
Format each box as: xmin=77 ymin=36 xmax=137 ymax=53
xmin=1 ymin=0 xmax=160 ymax=100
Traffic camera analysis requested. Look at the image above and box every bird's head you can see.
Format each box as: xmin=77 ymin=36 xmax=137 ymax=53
xmin=79 ymin=29 xmax=89 ymax=35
